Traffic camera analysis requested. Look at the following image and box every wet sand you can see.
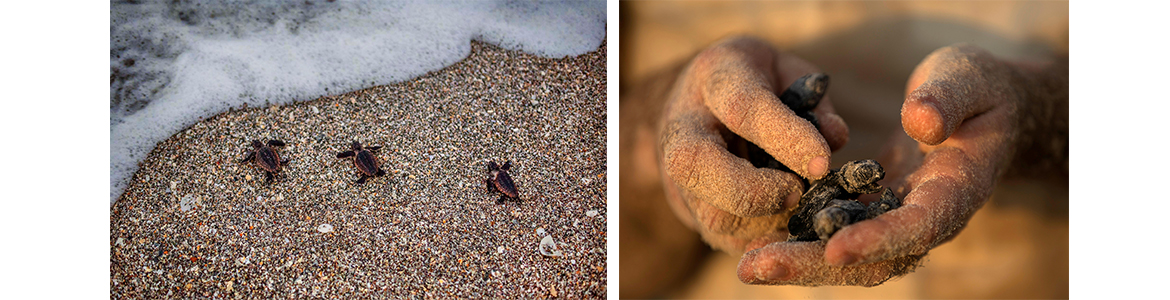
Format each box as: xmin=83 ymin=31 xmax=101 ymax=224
xmin=110 ymin=41 xmax=607 ymax=298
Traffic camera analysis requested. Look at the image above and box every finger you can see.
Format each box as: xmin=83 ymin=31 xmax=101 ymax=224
xmin=661 ymin=111 xmax=805 ymax=218
xmin=691 ymin=38 xmax=832 ymax=179
xmin=773 ymin=50 xmax=849 ymax=152
xmin=901 ymin=44 xmax=1013 ymax=145
xmin=687 ymin=192 xmax=791 ymax=253
xmin=678 ymin=186 xmax=750 ymax=252
xmin=744 ymin=233 xmax=789 ymax=253
xmin=811 ymin=96 xmax=849 ymax=151
xmin=737 ymin=241 xmax=923 ymax=286
xmin=824 ymin=107 xmax=1015 ymax=266
xmin=822 ymin=150 xmax=977 ymax=266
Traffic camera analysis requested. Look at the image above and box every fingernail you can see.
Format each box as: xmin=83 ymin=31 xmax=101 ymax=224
xmin=784 ymin=189 xmax=801 ymax=210
xmin=920 ymin=100 xmax=945 ymax=135
xmin=808 ymin=156 xmax=829 ymax=179
xmin=836 ymin=253 xmax=859 ymax=266
xmin=758 ymin=264 xmax=788 ymax=282
xmin=905 ymin=94 xmax=947 ymax=144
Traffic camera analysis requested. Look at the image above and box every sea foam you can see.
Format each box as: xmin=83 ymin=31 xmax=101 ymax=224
xmin=110 ymin=0 xmax=606 ymax=203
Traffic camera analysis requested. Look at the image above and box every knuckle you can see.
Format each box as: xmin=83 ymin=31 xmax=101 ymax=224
xmin=697 ymin=206 xmax=740 ymax=234
xmin=662 ymin=140 xmax=700 ymax=189
xmin=692 ymin=46 xmax=728 ymax=73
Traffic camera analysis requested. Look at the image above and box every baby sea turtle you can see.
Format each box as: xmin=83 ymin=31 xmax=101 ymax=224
xmin=485 ymin=160 xmax=519 ymax=204
xmin=779 ymin=73 xmax=830 ymax=129
xmin=786 ymin=159 xmax=902 ymax=241
xmin=240 ymin=139 xmax=290 ymax=183
xmin=336 ymin=141 xmax=386 ymax=184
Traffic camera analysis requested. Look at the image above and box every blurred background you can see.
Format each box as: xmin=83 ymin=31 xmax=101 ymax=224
xmin=619 ymin=1 xmax=1067 ymax=298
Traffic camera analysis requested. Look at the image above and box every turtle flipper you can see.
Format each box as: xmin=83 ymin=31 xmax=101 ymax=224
xmin=268 ymin=140 xmax=286 ymax=147
xmin=367 ymin=146 xmax=382 ymax=151
xmin=337 ymin=151 xmax=355 ymax=158
xmin=485 ymin=178 xmax=493 ymax=192
xmin=496 ymin=195 xmax=505 ymax=205
xmin=376 ymin=169 xmax=386 ymax=176
xmin=240 ymin=151 xmax=255 ymax=163
xmin=356 ymin=175 xmax=368 ymax=184
xmin=265 ymin=172 xmax=274 ymax=183
xmin=281 ymin=159 xmax=290 ymax=165
xmin=502 ymin=160 xmax=512 ymax=171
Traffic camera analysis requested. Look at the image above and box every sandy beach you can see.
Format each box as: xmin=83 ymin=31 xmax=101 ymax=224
xmin=110 ymin=41 xmax=606 ymax=298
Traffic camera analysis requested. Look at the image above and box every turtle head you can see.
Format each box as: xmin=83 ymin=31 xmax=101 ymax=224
xmin=352 ymin=141 xmax=362 ymax=151
xmin=251 ymin=140 xmax=264 ymax=148
xmin=841 ymin=159 xmax=884 ymax=190
xmin=487 ymin=161 xmax=500 ymax=171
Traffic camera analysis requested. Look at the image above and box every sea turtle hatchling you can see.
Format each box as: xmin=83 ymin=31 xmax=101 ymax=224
xmin=336 ymin=141 xmax=386 ymax=184
xmin=786 ymin=159 xmax=902 ymax=241
xmin=485 ymin=160 xmax=519 ymax=204
xmin=240 ymin=139 xmax=290 ymax=183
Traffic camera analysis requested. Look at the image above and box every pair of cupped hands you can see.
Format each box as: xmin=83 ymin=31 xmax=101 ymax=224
xmin=659 ymin=36 xmax=1032 ymax=286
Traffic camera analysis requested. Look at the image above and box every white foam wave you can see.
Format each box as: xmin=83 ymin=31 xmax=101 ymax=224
xmin=110 ymin=0 xmax=606 ymax=203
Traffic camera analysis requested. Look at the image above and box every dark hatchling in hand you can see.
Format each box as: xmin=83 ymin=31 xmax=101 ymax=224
xmin=336 ymin=141 xmax=386 ymax=184
xmin=485 ymin=160 xmax=519 ymax=204
xmin=779 ymin=73 xmax=830 ymax=130
xmin=732 ymin=72 xmax=904 ymax=241
xmin=786 ymin=159 xmax=903 ymax=242
xmin=240 ymin=139 xmax=290 ymax=183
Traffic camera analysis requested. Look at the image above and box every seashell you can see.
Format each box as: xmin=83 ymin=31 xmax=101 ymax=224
xmin=538 ymin=235 xmax=563 ymax=257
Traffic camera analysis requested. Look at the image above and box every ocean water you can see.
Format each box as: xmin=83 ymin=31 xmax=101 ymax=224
xmin=110 ymin=0 xmax=606 ymax=203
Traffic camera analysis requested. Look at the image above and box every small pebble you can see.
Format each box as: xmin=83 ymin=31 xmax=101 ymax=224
xmin=536 ymin=228 xmax=546 ymax=236
xmin=180 ymin=194 xmax=197 ymax=212
xmin=318 ymin=224 xmax=334 ymax=233
xmin=585 ymin=210 xmax=599 ymax=217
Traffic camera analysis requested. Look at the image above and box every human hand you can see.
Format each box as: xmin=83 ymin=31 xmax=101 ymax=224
xmin=658 ymin=36 xmax=850 ymax=254
xmin=738 ymin=43 xmax=1063 ymax=286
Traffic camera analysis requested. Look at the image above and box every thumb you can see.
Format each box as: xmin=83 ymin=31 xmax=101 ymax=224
xmin=901 ymin=44 xmax=1013 ymax=145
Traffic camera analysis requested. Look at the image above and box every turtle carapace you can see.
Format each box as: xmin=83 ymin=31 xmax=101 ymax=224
xmin=241 ymin=139 xmax=290 ymax=183
xmin=337 ymin=141 xmax=386 ymax=184
xmin=485 ymin=160 xmax=519 ymax=204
